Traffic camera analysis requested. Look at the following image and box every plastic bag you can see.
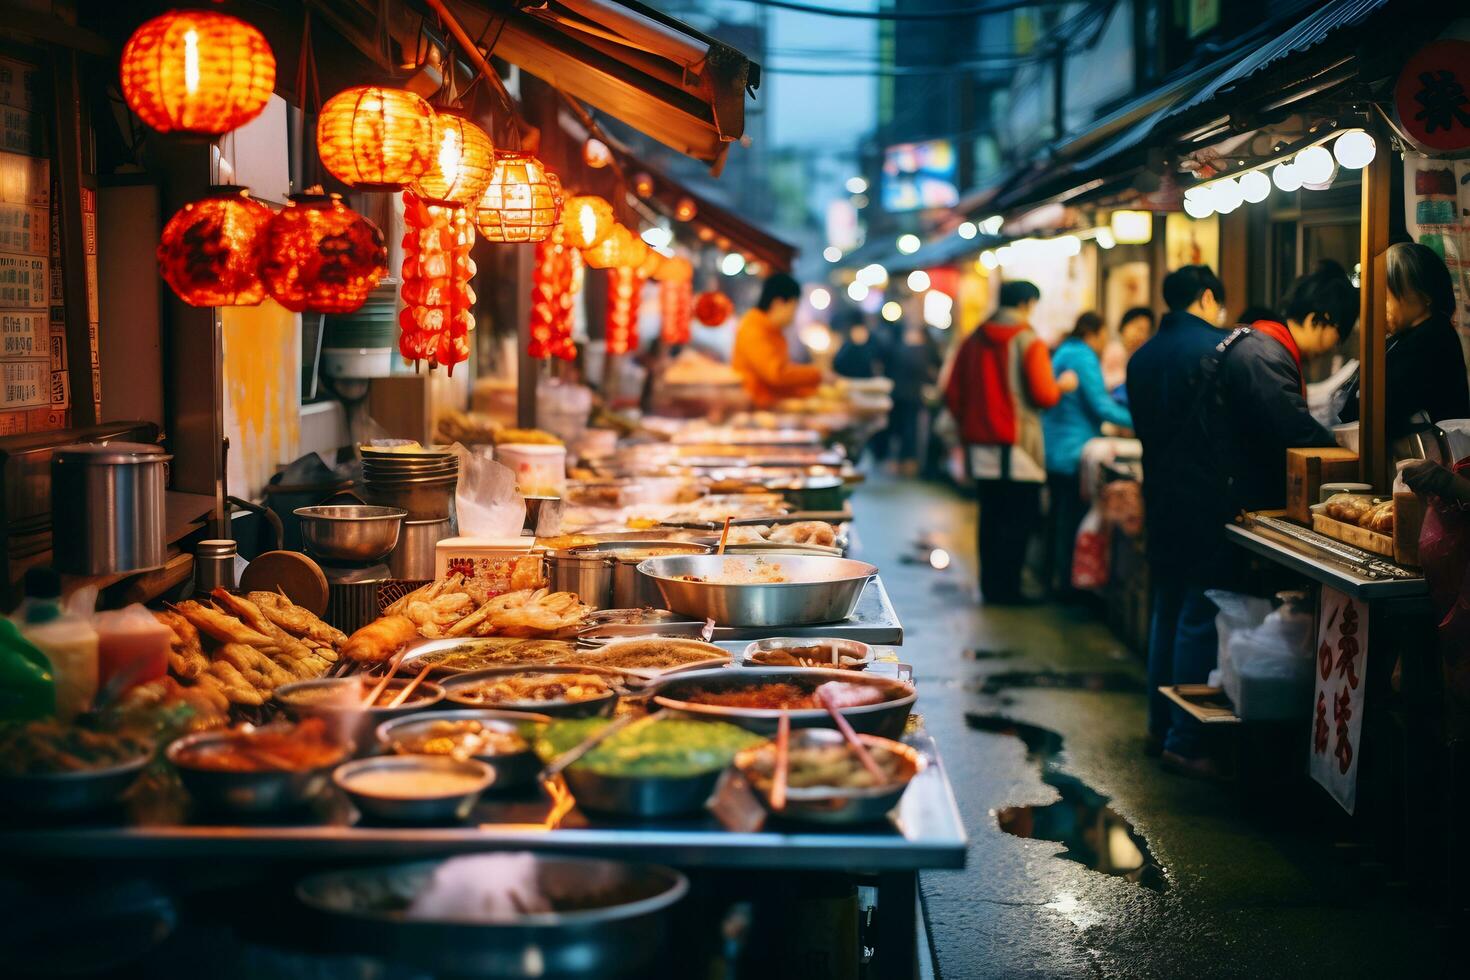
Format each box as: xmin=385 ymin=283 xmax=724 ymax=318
xmin=0 ymin=618 xmax=55 ymax=721
xmin=453 ymin=444 xmax=526 ymax=537
xmin=1070 ymin=505 xmax=1109 ymax=590
xmin=1205 ymin=589 xmax=1273 ymax=686
xmin=1220 ymin=601 xmax=1314 ymax=719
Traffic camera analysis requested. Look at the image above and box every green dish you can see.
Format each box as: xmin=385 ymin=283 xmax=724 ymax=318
xmin=536 ymin=717 xmax=763 ymax=779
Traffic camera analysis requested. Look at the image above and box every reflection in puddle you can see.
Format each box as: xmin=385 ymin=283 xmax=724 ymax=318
xmin=962 ymin=648 xmax=1018 ymax=661
xmin=977 ymin=670 xmax=1144 ymax=696
xmin=967 ymin=714 xmax=1166 ymax=891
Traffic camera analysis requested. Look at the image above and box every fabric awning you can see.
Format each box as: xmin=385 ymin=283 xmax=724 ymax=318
xmin=443 ymin=0 xmax=759 ymax=173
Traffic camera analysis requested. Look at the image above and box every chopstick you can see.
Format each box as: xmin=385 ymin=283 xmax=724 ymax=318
xmin=816 ymin=687 xmax=887 ymax=782
xmin=771 ymin=713 xmax=790 ymax=811
xmin=363 ymin=652 xmax=405 ymax=707
xmin=386 ymin=662 xmax=434 ymax=709
xmin=717 ymin=516 xmax=733 ymax=554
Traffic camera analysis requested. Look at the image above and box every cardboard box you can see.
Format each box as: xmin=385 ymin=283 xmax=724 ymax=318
xmin=1286 ymin=447 xmax=1360 ymax=524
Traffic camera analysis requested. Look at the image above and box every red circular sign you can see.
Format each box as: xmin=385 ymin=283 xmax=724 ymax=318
xmin=1395 ymin=40 xmax=1470 ymax=152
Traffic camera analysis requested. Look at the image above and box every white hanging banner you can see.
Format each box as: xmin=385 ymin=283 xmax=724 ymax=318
xmin=1309 ymin=587 xmax=1368 ymax=814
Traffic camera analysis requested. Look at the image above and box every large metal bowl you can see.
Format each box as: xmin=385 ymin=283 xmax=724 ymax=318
xmin=376 ymin=710 xmax=550 ymax=791
xmin=296 ymin=856 xmax=687 ymax=979
xmin=732 ymin=728 xmax=924 ymax=825
xmin=294 ymin=505 xmax=407 ymax=563
xmin=334 ymin=755 xmax=493 ymax=822
xmin=441 ymin=665 xmax=622 ymax=718
xmin=637 ymin=554 xmax=876 ymax=627
xmin=167 ymin=726 xmax=351 ymax=815
xmin=0 ymin=754 xmax=151 ymax=815
xmin=651 ymin=667 xmax=915 ymax=739
xmin=562 ymin=764 xmax=724 ymax=818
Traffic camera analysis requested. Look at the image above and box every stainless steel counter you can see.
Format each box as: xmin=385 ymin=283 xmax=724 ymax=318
xmin=1226 ymin=523 xmax=1428 ymax=600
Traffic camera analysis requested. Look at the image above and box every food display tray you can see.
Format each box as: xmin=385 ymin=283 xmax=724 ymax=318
xmin=0 ymin=734 xmax=965 ymax=873
xmin=706 ymin=576 xmax=904 ymax=645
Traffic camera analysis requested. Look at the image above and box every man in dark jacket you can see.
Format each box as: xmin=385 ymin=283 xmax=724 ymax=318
xmin=1127 ymin=267 xmax=1229 ymax=775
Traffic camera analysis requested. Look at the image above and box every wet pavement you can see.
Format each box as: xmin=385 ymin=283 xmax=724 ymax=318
xmin=848 ymin=476 xmax=1441 ymax=979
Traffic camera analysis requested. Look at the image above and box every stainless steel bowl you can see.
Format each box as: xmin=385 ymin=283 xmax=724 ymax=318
xmin=651 ymin=667 xmax=915 ymax=738
xmin=571 ymin=635 xmax=731 ymax=680
xmin=334 ymin=755 xmax=493 ymax=822
xmin=294 ymin=505 xmax=407 ymax=563
xmin=637 ymin=554 xmax=876 ymax=627
xmin=296 ymin=856 xmax=687 ymax=979
xmin=275 ymin=676 xmax=446 ymax=747
xmin=375 ymin=710 xmax=550 ymax=791
xmin=740 ymin=636 xmax=873 ymax=670
xmin=732 ymin=728 xmax=924 ymax=825
xmin=562 ymin=764 xmax=724 ymax=818
xmin=0 ymin=754 xmax=150 ymax=815
xmin=441 ymin=665 xmax=622 ymax=718
xmin=167 ymin=726 xmax=351 ymax=814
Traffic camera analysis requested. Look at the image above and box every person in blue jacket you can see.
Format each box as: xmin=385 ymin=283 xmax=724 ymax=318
xmin=1043 ymin=312 xmax=1134 ymax=595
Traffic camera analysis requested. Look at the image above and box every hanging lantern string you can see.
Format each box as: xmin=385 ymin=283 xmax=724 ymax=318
xmin=294 ymin=9 xmax=322 ymax=113
xmin=423 ymin=0 xmax=524 ymax=147
xmin=458 ymin=10 xmax=512 ymax=105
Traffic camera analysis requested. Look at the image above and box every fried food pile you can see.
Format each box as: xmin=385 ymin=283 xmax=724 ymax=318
xmin=0 ymin=719 xmax=153 ymax=775
xmin=381 ymin=573 xmax=591 ymax=643
xmin=149 ymin=589 xmax=347 ymax=715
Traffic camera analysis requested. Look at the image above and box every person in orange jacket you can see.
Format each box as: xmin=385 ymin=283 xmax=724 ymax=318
xmin=732 ymin=273 xmax=821 ymax=408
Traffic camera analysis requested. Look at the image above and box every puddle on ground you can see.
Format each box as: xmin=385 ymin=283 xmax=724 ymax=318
xmin=976 ymin=669 xmax=1144 ymax=696
xmin=962 ymin=648 xmax=1018 ymax=661
xmin=966 ymin=713 xmax=1167 ymax=892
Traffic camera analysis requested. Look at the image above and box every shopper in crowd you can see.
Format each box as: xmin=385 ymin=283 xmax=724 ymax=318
xmin=945 ymin=280 xmax=1078 ymax=604
xmin=1044 ymin=312 xmax=1134 ymax=594
xmin=731 ymin=272 xmax=822 ymax=408
xmin=883 ymin=319 xmax=943 ymax=476
xmin=832 ymin=308 xmax=883 ymax=379
xmin=1102 ymin=306 xmax=1155 ymax=397
xmin=1337 ymin=242 xmax=1469 ymax=441
xmin=1127 ymin=266 xmax=1230 ymax=774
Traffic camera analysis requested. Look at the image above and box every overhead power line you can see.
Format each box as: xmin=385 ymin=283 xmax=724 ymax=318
xmin=724 ymin=0 xmax=1075 ymax=20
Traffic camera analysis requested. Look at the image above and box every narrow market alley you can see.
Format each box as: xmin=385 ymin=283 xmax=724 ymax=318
xmin=850 ymin=477 xmax=1442 ymax=979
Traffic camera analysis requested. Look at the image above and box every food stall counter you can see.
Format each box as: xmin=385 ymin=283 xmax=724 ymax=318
xmin=1225 ymin=522 xmax=1427 ymax=602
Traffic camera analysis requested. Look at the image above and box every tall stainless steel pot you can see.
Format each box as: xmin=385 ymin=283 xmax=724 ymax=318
xmin=51 ymin=442 xmax=170 ymax=575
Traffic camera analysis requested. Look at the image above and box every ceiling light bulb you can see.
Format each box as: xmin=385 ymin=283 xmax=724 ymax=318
xmin=846 ymin=281 xmax=868 ymax=302
xmin=1209 ymin=178 xmax=1242 ymax=214
xmin=1294 ymin=145 xmax=1335 ymax=185
xmin=845 ymin=176 xmax=868 ymax=195
xmin=1183 ymin=195 xmax=1214 ymax=219
xmin=720 ymin=252 xmax=745 ymax=276
xmin=897 ymin=233 xmax=921 ymax=255
xmin=979 ymin=250 xmax=998 ymax=270
xmin=1239 ymin=170 xmax=1271 ymax=203
xmin=957 ymin=221 xmax=977 ymax=240
xmin=823 ymin=245 xmax=842 ymax=263
xmin=1095 ymin=229 xmax=1116 ymax=249
xmin=881 ymin=301 xmax=902 ymax=322
xmin=809 ymin=287 xmax=831 ymax=311
xmin=906 ymin=269 xmax=930 ymax=291
xmin=1272 ymin=161 xmax=1303 ymax=192
xmin=1333 ymin=130 xmax=1376 ymax=169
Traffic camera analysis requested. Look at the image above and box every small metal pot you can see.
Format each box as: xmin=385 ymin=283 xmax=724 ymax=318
xmin=771 ymin=476 xmax=847 ymax=512
xmin=51 ymin=442 xmax=171 ymax=575
xmin=389 ymin=517 xmax=452 ymax=580
xmin=546 ymin=549 xmax=617 ymax=608
xmin=360 ymin=480 xmax=456 ymax=521
xmin=333 ymin=756 xmax=492 ymax=822
xmin=294 ymin=505 xmax=407 ymax=564
xmin=568 ymin=541 xmax=712 ymax=610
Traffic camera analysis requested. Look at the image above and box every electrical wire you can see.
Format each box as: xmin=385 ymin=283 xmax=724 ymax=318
xmin=719 ymin=0 xmax=1077 ymax=20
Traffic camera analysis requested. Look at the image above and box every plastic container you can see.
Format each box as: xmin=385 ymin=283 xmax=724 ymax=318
xmin=93 ymin=605 xmax=172 ymax=696
xmin=14 ymin=569 xmax=98 ymax=721
xmin=496 ymin=443 xmax=567 ymax=498
xmin=434 ymin=537 xmax=536 ymax=595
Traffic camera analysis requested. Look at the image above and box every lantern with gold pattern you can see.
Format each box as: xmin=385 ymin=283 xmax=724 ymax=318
xmin=120 ymin=10 xmax=275 ymax=136
xmin=316 ymin=86 xmax=435 ymax=189
xmin=157 ymin=187 xmax=273 ymax=306
xmin=411 ymin=111 xmax=495 ymax=207
xmin=562 ymin=195 xmax=615 ymax=250
xmin=474 ymin=151 xmax=561 ymax=243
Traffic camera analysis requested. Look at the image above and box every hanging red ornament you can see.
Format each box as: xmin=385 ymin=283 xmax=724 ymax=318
xmin=157 ymin=186 xmax=273 ymax=306
xmin=606 ymin=267 xmax=642 ymax=356
xmin=260 ymin=192 xmax=387 ymax=313
xmin=398 ymin=190 xmax=475 ymax=374
xmin=660 ymin=277 xmax=692 ymax=347
xmin=656 ymin=256 xmax=694 ymax=283
xmin=674 ymin=196 xmax=698 ymax=222
xmin=693 ymin=290 xmax=733 ymax=327
xmin=120 ymin=10 xmax=275 ymax=137
xmin=529 ymin=225 xmax=576 ymax=360
xmin=632 ymin=172 xmax=655 ymax=197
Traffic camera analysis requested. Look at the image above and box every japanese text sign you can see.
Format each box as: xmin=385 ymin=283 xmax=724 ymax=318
xmin=1309 ymin=587 xmax=1367 ymax=814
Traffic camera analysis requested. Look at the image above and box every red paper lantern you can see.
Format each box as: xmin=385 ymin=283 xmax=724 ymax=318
xmin=633 ymin=172 xmax=655 ymax=197
xmin=660 ymin=277 xmax=692 ymax=347
xmin=674 ymin=196 xmax=698 ymax=222
xmin=693 ymin=290 xmax=733 ymax=327
xmin=260 ymin=192 xmax=387 ymax=314
xmin=656 ymin=256 xmax=693 ymax=283
xmin=157 ymin=186 xmax=273 ymax=306
xmin=474 ymin=151 xmax=560 ymax=243
xmin=582 ymin=224 xmax=641 ymax=270
xmin=398 ymin=190 xmax=476 ymax=374
xmin=606 ymin=266 xmax=642 ymax=356
xmin=562 ymin=195 xmax=615 ymax=250
xmin=412 ymin=111 xmax=496 ymax=206
xmin=316 ymin=86 xmax=435 ymax=189
xmin=584 ymin=139 xmax=612 ymax=169
xmin=121 ymin=10 xmax=275 ymax=136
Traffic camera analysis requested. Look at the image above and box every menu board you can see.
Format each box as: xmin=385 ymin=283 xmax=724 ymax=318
xmin=0 ymin=54 xmax=72 ymax=435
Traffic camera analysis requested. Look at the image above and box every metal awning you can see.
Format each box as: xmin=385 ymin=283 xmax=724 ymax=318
xmin=442 ymin=0 xmax=758 ymax=173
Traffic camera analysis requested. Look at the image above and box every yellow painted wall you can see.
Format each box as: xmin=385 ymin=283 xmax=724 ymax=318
xmin=221 ymin=300 xmax=300 ymax=498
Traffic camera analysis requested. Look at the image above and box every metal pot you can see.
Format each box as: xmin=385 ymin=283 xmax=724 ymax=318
xmin=546 ymin=549 xmax=617 ymax=608
xmin=389 ymin=517 xmax=452 ymax=580
xmin=771 ymin=475 xmax=847 ymax=512
xmin=294 ymin=505 xmax=407 ymax=564
xmin=361 ymin=479 xmax=456 ymax=521
xmin=51 ymin=442 xmax=171 ymax=575
xmin=637 ymin=554 xmax=877 ymax=627
xmin=572 ymin=540 xmax=712 ymax=610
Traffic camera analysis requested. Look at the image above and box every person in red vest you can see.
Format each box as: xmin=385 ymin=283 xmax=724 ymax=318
xmin=945 ymin=280 xmax=1077 ymax=604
